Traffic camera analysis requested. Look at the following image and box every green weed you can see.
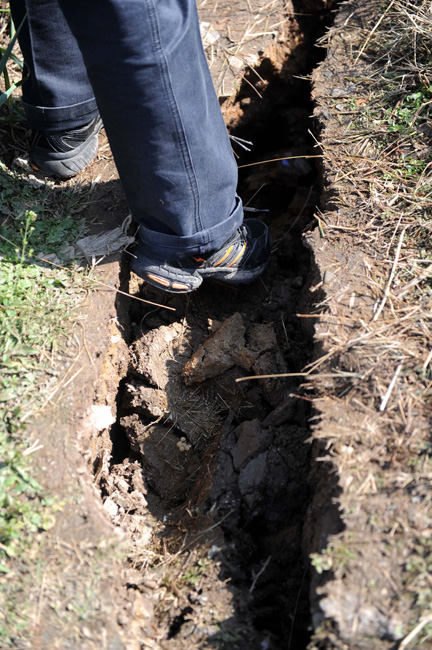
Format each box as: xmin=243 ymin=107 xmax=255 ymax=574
xmin=0 ymin=143 xmax=91 ymax=645
xmin=0 ymin=163 xmax=90 ymax=420
xmin=0 ymin=163 xmax=87 ymax=255
xmin=0 ymin=11 xmax=26 ymax=121
xmin=311 ymin=542 xmax=357 ymax=575
xmin=386 ymin=86 xmax=432 ymax=133
xmin=403 ymin=540 xmax=432 ymax=610
xmin=181 ymin=558 xmax=211 ymax=586
xmin=0 ymin=430 xmax=57 ymax=569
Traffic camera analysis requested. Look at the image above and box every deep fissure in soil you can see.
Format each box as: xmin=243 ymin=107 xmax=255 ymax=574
xmin=98 ymin=3 xmax=338 ymax=647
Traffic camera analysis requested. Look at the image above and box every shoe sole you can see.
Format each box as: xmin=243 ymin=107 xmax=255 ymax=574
xmin=131 ymin=251 xmax=270 ymax=294
xmin=30 ymin=119 xmax=103 ymax=179
xmin=131 ymin=256 xmax=203 ymax=293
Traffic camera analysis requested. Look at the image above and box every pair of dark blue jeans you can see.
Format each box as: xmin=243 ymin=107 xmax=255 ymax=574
xmin=9 ymin=0 xmax=243 ymax=259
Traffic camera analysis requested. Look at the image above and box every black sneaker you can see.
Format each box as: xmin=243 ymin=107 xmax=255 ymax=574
xmin=30 ymin=116 xmax=103 ymax=179
xmin=131 ymin=218 xmax=271 ymax=293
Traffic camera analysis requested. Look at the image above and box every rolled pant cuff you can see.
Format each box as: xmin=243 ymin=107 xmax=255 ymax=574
xmin=23 ymin=97 xmax=99 ymax=131
xmin=138 ymin=197 xmax=244 ymax=260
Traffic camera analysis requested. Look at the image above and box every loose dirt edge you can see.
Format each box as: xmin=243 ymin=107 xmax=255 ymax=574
xmin=23 ymin=259 xmax=132 ymax=650
xmin=305 ymin=1 xmax=432 ymax=648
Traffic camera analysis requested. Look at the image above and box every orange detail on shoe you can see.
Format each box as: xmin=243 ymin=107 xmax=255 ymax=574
xmin=227 ymin=243 xmax=247 ymax=267
xmin=213 ymin=245 xmax=233 ymax=267
xmin=172 ymin=282 xmax=190 ymax=291
xmin=192 ymin=256 xmax=206 ymax=262
xmin=30 ymin=162 xmax=40 ymax=171
xmin=147 ymin=273 xmax=170 ymax=287
xmin=171 ymin=282 xmax=189 ymax=291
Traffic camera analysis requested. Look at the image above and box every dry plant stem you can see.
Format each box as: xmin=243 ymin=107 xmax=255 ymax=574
xmin=288 ymin=568 xmax=308 ymax=650
xmin=157 ymin=510 xmax=235 ymax=566
xmin=395 ymin=262 xmax=432 ymax=299
xmin=236 ymin=371 xmax=361 ymax=382
xmin=238 ymin=154 xmax=322 ymax=169
xmin=354 ymin=0 xmax=396 ymax=63
xmin=21 ymin=439 xmax=44 ymax=456
xmin=399 ymin=613 xmax=432 ymax=650
xmin=20 ymin=366 xmax=84 ymax=422
xmin=379 ymin=363 xmax=403 ymax=411
xmin=20 ymin=347 xmax=85 ymax=422
xmin=80 ymin=321 xmax=96 ymax=369
xmin=39 ymin=257 xmax=176 ymax=312
xmin=372 ymin=227 xmax=406 ymax=322
xmin=273 ymin=185 xmax=314 ymax=248
xmin=249 ymin=555 xmax=272 ymax=594
xmin=35 ymin=570 xmax=47 ymax=628
xmin=422 ymin=349 xmax=432 ymax=372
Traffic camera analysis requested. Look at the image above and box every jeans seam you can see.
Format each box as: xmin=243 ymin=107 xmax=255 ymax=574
xmin=147 ymin=0 xmax=202 ymax=235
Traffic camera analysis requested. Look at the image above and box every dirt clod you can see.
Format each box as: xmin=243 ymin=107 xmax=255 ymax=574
xmin=183 ymin=312 xmax=253 ymax=384
xmin=231 ymin=419 xmax=270 ymax=470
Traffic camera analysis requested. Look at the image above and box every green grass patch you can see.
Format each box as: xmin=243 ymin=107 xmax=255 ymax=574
xmin=0 ymin=430 xmax=57 ymax=569
xmin=0 ymin=162 xmax=91 ymax=645
xmin=0 ymin=162 xmax=87 ymax=252
xmin=0 ymin=165 xmax=90 ymax=423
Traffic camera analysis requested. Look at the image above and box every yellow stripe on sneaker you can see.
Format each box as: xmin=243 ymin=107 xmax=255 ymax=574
xmin=213 ymin=245 xmax=233 ymax=267
xmin=227 ymin=243 xmax=247 ymax=267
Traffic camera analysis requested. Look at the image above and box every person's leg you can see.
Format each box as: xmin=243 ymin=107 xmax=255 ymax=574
xmin=12 ymin=0 xmax=269 ymax=290
xmin=57 ymin=0 xmax=245 ymax=263
xmin=9 ymin=0 xmax=98 ymax=131
xmin=10 ymin=0 xmax=102 ymax=177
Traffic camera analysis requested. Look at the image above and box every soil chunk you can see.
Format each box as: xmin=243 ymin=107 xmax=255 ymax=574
xmin=183 ymin=312 xmax=254 ymax=384
xmin=231 ymin=419 xmax=271 ymax=470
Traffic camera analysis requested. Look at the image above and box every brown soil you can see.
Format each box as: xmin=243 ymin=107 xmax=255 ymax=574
xmin=87 ymin=4 xmax=337 ymax=646
xmin=304 ymin=2 xmax=432 ymax=648
xmin=7 ymin=1 xmax=422 ymax=649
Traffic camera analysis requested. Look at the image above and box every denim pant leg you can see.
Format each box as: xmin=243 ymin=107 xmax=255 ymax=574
xmin=9 ymin=0 xmax=99 ymax=131
xmin=57 ymin=0 xmax=243 ymax=258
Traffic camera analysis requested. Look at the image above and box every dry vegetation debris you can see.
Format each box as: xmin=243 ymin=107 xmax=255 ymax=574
xmin=307 ymin=0 xmax=432 ymax=648
xmin=198 ymin=0 xmax=285 ymax=97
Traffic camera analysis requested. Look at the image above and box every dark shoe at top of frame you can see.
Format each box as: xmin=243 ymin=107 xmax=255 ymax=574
xmin=131 ymin=218 xmax=271 ymax=293
xmin=30 ymin=116 xmax=103 ymax=180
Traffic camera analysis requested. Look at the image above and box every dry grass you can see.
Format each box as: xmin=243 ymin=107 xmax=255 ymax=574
xmin=198 ymin=0 xmax=284 ymax=97
xmin=308 ymin=0 xmax=432 ymax=647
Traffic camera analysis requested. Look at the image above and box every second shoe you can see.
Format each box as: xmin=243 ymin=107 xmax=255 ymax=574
xmin=30 ymin=116 xmax=103 ymax=179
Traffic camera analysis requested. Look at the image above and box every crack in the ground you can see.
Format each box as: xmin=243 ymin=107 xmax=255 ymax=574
xmin=94 ymin=3 xmax=340 ymax=647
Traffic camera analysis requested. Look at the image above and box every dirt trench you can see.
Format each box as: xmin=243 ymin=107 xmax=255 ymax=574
xmin=92 ymin=3 xmax=338 ymax=648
